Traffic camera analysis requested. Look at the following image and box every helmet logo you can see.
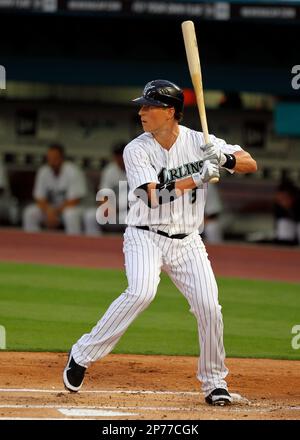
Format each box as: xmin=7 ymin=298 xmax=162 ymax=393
xmin=144 ymin=83 xmax=156 ymax=97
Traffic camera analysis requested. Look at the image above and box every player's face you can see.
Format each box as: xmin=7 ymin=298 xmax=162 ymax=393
xmin=138 ymin=105 xmax=175 ymax=133
xmin=47 ymin=149 xmax=64 ymax=173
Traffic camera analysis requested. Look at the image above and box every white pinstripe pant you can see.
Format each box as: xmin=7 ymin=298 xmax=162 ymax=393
xmin=72 ymin=226 xmax=229 ymax=395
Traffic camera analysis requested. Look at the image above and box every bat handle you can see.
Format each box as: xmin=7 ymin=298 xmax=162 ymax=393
xmin=203 ymin=134 xmax=219 ymax=184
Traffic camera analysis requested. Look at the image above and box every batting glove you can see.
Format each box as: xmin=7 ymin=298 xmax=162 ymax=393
xmin=192 ymin=159 xmax=220 ymax=187
xmin=202 ymin=143 xmax=227 ymax=166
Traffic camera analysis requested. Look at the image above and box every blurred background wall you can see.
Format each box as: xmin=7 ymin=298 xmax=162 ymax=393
xmin=0 ymin=0 xmax=299 ymax=241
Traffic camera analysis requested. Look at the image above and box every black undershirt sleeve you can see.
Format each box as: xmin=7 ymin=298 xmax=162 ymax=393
xmin=135 ymin=182 xmax=177 ymax=207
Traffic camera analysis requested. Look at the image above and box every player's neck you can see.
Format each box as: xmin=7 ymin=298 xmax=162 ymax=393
xmin=153 ymin=122 xmax=180 ymax=150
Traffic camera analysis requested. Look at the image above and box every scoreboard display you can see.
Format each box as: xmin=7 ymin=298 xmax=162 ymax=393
xmin=0 ymin=1 xmax=300 ymax=22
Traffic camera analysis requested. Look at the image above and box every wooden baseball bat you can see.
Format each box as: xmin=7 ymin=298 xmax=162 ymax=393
xmin=181 ymin=20 xmax=219 ymax=183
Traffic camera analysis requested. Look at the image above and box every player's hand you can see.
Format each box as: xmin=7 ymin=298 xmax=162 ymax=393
xmin=45 ymin=207 xmax=60 ymax=229
xmin=202 ymin=143 xmax=227 ymax=166
xmin=200 ymin=159 xmax=220 ymax=183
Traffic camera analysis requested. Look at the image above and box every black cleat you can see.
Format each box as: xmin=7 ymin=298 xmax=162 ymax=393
xmin=205 ymin=388 xmax=232 ymax=406
xmin=63 ymin=352 xmax=86 ymax=392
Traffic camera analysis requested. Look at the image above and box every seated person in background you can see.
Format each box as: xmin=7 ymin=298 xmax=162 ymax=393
xmin=83 ymin=142 xmax=128 ymax=236
xmin=23 ymin=144 xmax=87 ymax=235
xmin=274 ymin=178 xmax=300 ymax=245
xmin=203 ymin=183 xmax=224 ymax=244
xmin=0 ymin=157 xmax=19 ymax=226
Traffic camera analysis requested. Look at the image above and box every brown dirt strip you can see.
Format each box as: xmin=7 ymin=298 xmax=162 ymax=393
xmin=0 ymin=352 xmax=299 ymax=420
xmin=0 ymin=228 xmax=300 ymax=282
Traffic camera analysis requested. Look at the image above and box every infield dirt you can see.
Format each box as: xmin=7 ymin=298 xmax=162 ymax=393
xmin=0 ymin=352 xmax=299 ymax=420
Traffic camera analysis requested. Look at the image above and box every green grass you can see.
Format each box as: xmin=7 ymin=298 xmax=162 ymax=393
xmin=0 ymin=262 xmax=299 ymax=359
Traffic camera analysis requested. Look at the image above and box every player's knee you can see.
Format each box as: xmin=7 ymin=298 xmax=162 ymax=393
xmin=62 ymin=207 xmax=82 ymax=234
xmin=84 ymin=209 xmax=97 ymax=223
xmin=83 ymin=209 xmax=101 ymax=235
xmin=193 ymin=300 xmax=222 ymax=323
xmin=62 ymin=207 xmax=81 ymax=225
xmin=23 ymin=204 xmax=37 ymax=220
xmin=126 ymin=281 xmax=158 ymax=308
xmin=138 ymin=286 xmax=157 ymax=306
xmin=63 ymin=207 xmax=79 ymax=220
xmin=23 ymin=204 xmax=41 ymax=229
xmin=207 ymin=303 xmax=223 ymax=323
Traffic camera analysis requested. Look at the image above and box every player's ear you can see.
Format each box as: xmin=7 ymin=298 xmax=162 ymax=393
xmin=166 ymin=107 xmax=175 ymax=119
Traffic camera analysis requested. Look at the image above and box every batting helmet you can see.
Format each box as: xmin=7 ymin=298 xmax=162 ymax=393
xmin=132 ymin=79 xmax=184 ymax=113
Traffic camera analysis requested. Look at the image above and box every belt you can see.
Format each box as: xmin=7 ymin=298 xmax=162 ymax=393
xmin=136 ymin=226 xmax=188 ymax=239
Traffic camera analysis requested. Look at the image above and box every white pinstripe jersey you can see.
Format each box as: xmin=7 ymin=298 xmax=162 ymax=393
xmin=123 ymin=125 xmax=242 ymax=235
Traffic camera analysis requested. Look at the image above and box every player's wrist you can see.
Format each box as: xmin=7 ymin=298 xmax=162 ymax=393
xmin=219 ymin=152 xmax=227 ymax=166
xmin=192 ymin=172 xmax=202 ymax=188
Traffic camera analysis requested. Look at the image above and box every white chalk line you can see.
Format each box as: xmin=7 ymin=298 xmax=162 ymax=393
xmin=0 ymin=404 xmax=193 ymax=411
xmin=0 ymin=417 xmax=94 ymax=420
xmin=59 ymin=408 xmax=137 ymax=417
xmin=0 ymin=404 xmax=299 ymax=413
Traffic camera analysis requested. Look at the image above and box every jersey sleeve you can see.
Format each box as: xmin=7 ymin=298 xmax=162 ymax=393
xmin=123 ymin=145 xmax=159 ymax=192
xmin=66 ymin=167 xmax=87 ymax=200
xmin=209 ymin=134 xmax=243 ymax=174
xmin=209 ymin=134 xmax=242 ymax=154
xmin=33 ymin=167 xmax=48 ymax=200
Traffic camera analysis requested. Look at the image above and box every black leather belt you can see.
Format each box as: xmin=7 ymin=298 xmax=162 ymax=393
xmin=136 ymin=226 xmax=188 ymax=239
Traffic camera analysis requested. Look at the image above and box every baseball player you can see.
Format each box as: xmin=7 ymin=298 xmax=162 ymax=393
xmin=0 ymin=157 xmax=19 ymax=225
xmin=83 ymin=142 xmax=128 ymax=236
xmin=23 ymin=144 xmax=87 ymax=235
xmin=63 ymin=80 xmax=257 ymax=406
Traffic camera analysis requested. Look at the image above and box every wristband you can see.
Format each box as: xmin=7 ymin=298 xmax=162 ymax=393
xmin=222 ymin=154 xmax=236 ymax=169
